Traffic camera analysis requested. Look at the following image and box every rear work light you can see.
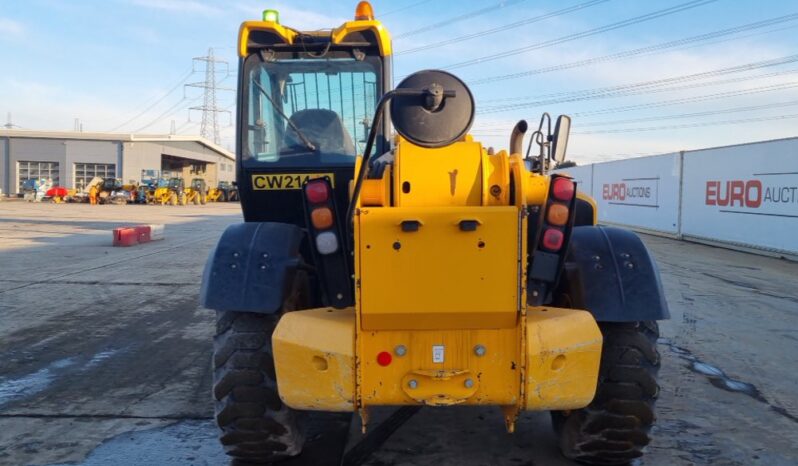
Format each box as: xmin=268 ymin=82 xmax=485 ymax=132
xmin=315 ymin=231 xmax=339 ymax=255
xmin=547 ymin=203 xmax=569 ymax=226
xmin=311 ymin=207 xmax=334 ymax=230
xmin=552 ymin=177 xmax=575 ymax=202
xmin=305 ymin=180 xmax=330 ymax=204
xmin=541 ymin=228 xmax=564 ymax=252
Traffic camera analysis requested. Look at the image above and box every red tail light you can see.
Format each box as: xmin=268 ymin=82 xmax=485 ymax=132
xmin=552 ymin=178 xmax=575 ymax=202
xmin=541 ymin=228 xmax=564 ymax=251
xmin=306 ymin=180 xmax=329 ymax=204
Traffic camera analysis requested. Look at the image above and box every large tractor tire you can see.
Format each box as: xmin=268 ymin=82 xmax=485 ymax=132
xmin=193 ymin=194 xmax=201 ymax=205
xmin=168 ymin=193 xmax=178 ymax=206
xmin=551 ymin=321 xmax=660 ymax=465
xmin=200 ymin=193 xmax=207 ymax=205
xmin=212 ymin=273 xmax=308 ymax=464
xmin=180 ymin=193 xmax=188 ymax=206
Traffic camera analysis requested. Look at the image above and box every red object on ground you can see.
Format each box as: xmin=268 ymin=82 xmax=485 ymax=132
xmin=112 ymin=224 xmax=164 ymax=247
xmin=134 ymin=225 xmax=151 ymax=243
xmin=113 ymin=227 xmax=139 ymax=247
xmin=46 ymin=186 xmax=68 ymax=197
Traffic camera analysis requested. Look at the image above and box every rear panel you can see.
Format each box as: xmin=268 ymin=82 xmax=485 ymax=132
xmin=357 ymin=206 xmax=522 ymax=330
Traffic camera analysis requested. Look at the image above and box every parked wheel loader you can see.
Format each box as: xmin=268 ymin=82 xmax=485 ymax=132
xmin=207 ymin=181 xmax=238 ymax=202
xmin=201 ymin=3 xmax=669 ymax=465
xmin=152 ymin=177 xmax=187 ymax=206
xmin=186 ymin=178 xmax=207 ymax=205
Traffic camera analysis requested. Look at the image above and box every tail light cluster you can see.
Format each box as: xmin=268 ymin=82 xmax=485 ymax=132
xmin=302 ymin=178 xmax=353 ymax=308
xmin=540 ymin=177 xmax=575 ymax=252
xmin=305 ymin=180 xmax=339 ymax=255
xmin=528 ymin=175 xmax=577 ymax=305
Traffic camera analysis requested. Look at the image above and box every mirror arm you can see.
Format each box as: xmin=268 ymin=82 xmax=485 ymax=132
xmin=346 ymin=86 xmax=456 ymax=237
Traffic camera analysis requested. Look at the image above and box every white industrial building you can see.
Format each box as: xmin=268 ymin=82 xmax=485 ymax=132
xmin=0 ymin=130 xmax=235 ymax=196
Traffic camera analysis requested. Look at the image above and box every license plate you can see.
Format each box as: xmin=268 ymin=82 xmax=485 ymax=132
xmin=251 ymin=173 xmax=335 ymax=190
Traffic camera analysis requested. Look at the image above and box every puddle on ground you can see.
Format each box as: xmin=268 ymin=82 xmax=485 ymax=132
xmin=45 ymin=420 xmax=226 ymax=466
xmin=659 ymin=338 xmax=793 ymax=422
xmin=0 ymin=347 xmax=126 ymax=407
xmin=0 ymin=358 xmax=77 ymax=407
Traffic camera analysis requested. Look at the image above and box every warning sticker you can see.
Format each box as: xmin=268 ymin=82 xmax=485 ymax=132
xmin=432 ymin=345 xmax=445 ymax=363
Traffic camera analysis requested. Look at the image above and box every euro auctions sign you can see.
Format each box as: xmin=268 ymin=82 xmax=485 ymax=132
xmin=683 ymin=138 xmax=798 ymax=253
xmin=704 ymin=178 xmax=797 ymax=211
xmin=592 ymin=153 xmax=681 ymax=234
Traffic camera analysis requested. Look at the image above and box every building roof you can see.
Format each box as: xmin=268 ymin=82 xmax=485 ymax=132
xmin=0 ymin=129 xmax=235 ymax=161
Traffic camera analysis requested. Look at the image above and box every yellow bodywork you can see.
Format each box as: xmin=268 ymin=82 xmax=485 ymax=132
xmin=239 ymin=18 xmax=392 ymax=58
xmin=272 ymin=134 xmax=603 ymax=431
xmin=273 ymin=305 xmax=600 ymax=413
xmin=257 ymin=4 xmax=603 ymax=433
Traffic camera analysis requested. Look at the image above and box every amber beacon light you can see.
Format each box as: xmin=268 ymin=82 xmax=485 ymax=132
xmin=355 ymin=1 xmax=375 ymax=20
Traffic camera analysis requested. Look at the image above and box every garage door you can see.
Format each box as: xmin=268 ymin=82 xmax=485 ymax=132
xmin=75 ymin=163 xmax=116 ymax=190
xmin=18 ymin=161 xmax=60 ymax=191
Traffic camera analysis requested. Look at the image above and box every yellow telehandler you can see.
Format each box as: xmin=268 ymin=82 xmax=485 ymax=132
xmin=201 ymin=3 xmax=669 ymax=465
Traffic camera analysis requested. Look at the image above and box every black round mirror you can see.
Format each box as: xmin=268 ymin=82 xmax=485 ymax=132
xmin=390 ymin=70 xmax=475 ymax=148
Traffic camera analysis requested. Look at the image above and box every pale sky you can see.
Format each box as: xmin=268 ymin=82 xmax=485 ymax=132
xmin=2 ymin=0 xmax=798 ymax=163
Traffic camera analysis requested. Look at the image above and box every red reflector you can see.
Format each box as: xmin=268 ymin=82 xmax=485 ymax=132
xmin=552 ymin=178 xmax=575 ymax=202
xmin=541 ymin=228 xmax=564 ymax=251
xmin=306 ymin=180 xmax=329 ymax=204
xmin=376 ymin=351 xmax=392 ymax=366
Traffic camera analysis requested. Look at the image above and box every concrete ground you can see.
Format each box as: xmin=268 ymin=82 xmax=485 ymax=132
xmin=0 ymin=201 xmax=796 ymax=466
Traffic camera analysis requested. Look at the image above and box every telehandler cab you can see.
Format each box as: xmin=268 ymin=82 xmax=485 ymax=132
xmin=201 ymin=3 xmax=669 ymax=465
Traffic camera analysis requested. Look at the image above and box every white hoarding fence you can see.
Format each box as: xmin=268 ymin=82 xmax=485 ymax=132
xmin=681 ymin=138 xmax=798 ymax=254
xmin=592 ymin=154 xmax=681 ymax=234
xmin=556 ymin=136 xmax=798 ymax=257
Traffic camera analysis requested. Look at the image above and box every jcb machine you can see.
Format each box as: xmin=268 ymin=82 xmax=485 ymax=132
xmin=186 ymin=178 xmax=208 ymax=205
xmin=153 ymin=177 xmax=187 ymax=206
xmin=207 ymin=181 xmax=239 ymax=202
xmin=201 ymin=3 xmax=669 ymax=465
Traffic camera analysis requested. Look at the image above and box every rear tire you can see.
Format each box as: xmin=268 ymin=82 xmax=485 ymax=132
xmin=212 ymin=273 xmax=309 ymax=464
xmin=552 ymin=321 xmax=660 ymax=465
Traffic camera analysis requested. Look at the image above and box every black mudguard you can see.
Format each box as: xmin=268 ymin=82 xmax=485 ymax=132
xmin=555 ymin=225 xmax=670 ymax=322
xmin=200 ymin=222 xmax=303 ymax=313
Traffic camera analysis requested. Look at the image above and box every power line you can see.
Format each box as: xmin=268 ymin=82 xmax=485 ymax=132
xmin=477 ymin=55 xmax=798 ymax=113
xmin=396 ymin=0 xmax=610 ymax=55
xmin=465 ymin=13 xmax=798 ymax=85
xmin=134 ymin=95 xmax=202 ymax=133
xmin=572 ymin=81 xmax=798 ymax=117
xmin=107 ymin=68 xmax=194 ymax=132
xmin=439 ymin=0 xmax=719 ymax=71
xmin=471 ymin=80 xmax=798 ymax=133
xmin=380 ymin=0 xmax=432 ymax=17
xmin=482 ymin=56 xmax=798 ymax=105
xmin=575 ymin=99 xmax=798 ymax=127
xmin=393 ymin=0 xmax=528 ymax=39
xmin=476 ymin=98 xmax=798 ymax=133
xmin=572 ymin=112 xmax=798 ymax=134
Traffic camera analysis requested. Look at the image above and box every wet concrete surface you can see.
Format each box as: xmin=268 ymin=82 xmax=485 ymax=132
xmin=0 ymin=202 xmax=797 ymax=465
